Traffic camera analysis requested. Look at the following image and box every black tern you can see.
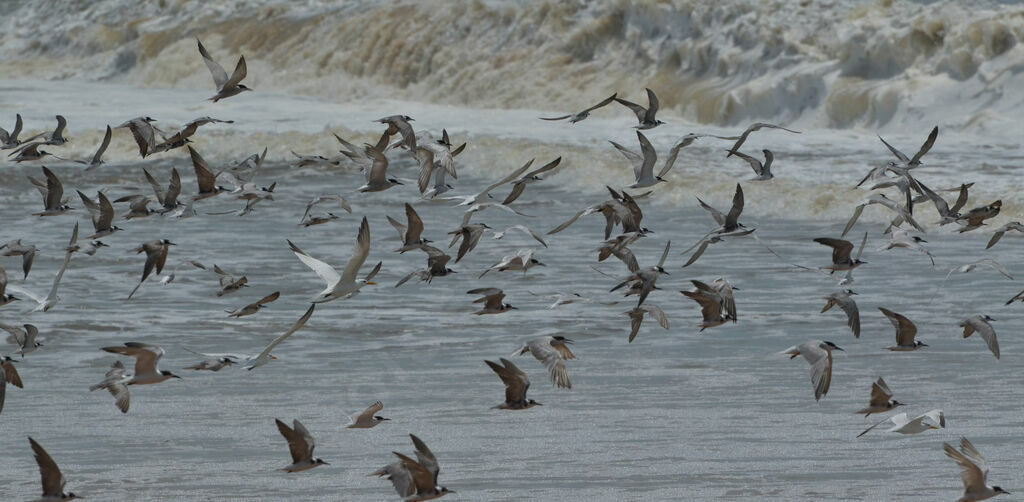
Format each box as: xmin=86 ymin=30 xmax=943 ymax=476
xmin=8 ymin=223 xmax=76 ymax=312
xmin=485 ymin=358 xmax=540 ymax=409
xmin=388 ymin=203 xmax=430 ymax=253
xmin=77 ymin=190 xmax=121 ymax=238
xmin=615 ymin=88 xmax=665 ymax=129
xmin=101 ymin=342 xmax=182 ymax=385
xmin=186 ymin=303 xmax=315 ymax=370
xmin=289 ymin=217 xmax=381 ymax=303
xmin=725 ymin=122 xmax=801 ymax=157
xmin=127 ymin=239 xmax=175 ymax=300
xmin=540 ymin=93 xmax=617 ymax=123
xmin=0 ymin=239 xmax=37 ymax=279
xmin=610 ymin=240 xmax=670 ymax=307
xmin=815 ymin=232 xmax=868 ymax=276
xmin=468 ymin=288 xmax=516 ymax=314
xmin=346 ymin=401 xmax=390 ymax=429
xmin=625 ymin=304 xmax=668 ymax=343
xmin=782 ymin=340 xmax=843 ymax=401
xmin=20 ymin=115 xmax=68 ymax=147
xmin=856 ymin=377 xmax=903 ymax=417
xmin=821 ymin=289 xmax=860 ymax=338
xmin=879 ymin=308 xmax=928 ymax=351
xmin=512 ymin=335 xmax=575 ymax=389
xmin=878 ymin=126 xmax=937 ymax=167
xmin=28 ymin=437 xmax=79 ymax=501
xmin=226 ymin=291 xmax=280 ymax=317
xmin=358 ymin=144 xmax=404 ymax=192
xmin=115 ymin=116 xmax=158 ymax=157
xmin=729 ymin=149 xmax=774 ymax=180
xmin=275 ymin=418 xmax=328 ymax=472
xmin=0 ymin=354 xmax=24 ymax=413
xmin=501 ymin=156 xmax=562 ymax=204
xmin=943 ymin=437 xmax=1009 ymax=501
xmin=447 ymin=220 xmax=491 ymax=263
xmin=986 ymin=221 xmax=1024 ymax=249
xmin=372 ymin=434 xmax=454 ymax=501
xmin=187 ymin=146 xmax=230 ymax=200
xmin=610 ymin=131 xmax=679 ymax=188
xmin=0 ymin=113 xmax=23 ymax=149
xmin=198 ymin=39 xmax=251 ymax=102
xmin=1 ymin=322 xmax=41 ymax=356
xmin=377 ymin=115 xmax=416 ymax=151
xmin=680 ymin=280 xmax=729 ymax=331
xmin=71 ymin=125 xmax=110 ymax=170
xmin=956 ymin=200 xmax=1002 ymax=233
xmin=395 ymin=244 xmax=456 ymax=287
xmin=958 ymin=315 xmax=999 ymax=360
xmin=32 ymin=166 xmax=72 ymax=216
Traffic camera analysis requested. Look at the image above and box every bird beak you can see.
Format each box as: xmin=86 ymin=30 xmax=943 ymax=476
xmin=168 ymin=242 xmax=177 ymax=246
xmin=172 ymin=374 xmax=182 ymax=379
xmin=270 ymin=355 xmax=278 ymax=360
xmin=835 ymin=346 xmax=845 ymax=351
xmin=380 ymin=417 xmax=391 ymax=421
xmin=366 ymin=281 xmax=377 ymax=285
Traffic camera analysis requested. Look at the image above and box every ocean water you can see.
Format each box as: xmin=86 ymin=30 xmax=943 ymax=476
xmin=1 ymin=0 xmax=1023 ymax=500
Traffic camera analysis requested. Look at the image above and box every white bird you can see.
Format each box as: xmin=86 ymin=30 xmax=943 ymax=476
xmin=100 ymin=342 xmax=182 ymax=385
xmin=932 ymin=259 xmax=1013 ymax=302
xmin=609 ymin=131 xmax=681 ymax=188
xmin=857 ymin=409 xmax=945 ymax=437
xmin=821 ymin=290 xmax=860 ymax=338
xmin=198 ymin=39 xmax=251 ymax=102
xmin=1 ymin=322 xmax=42 ymax=356
xmin=184 ymin=303 xmax=315 ymax=370
xmin=943 ymin=437 xmax=1009 ymax=501
xmin=725 ymin=122 xmax=801 ymax=157
xmin=28 ymin=437 xmax=79 ymax=501
xmin=512 ymin=335 xmax=576 ymax=389
xmin=877 ymin=228 xmax=934 ymax=265
xmin=729 ymin=149 xmax=775 ymax=180
xmin=345 ymin=401 xmax=390 ymax=429
xmin=958 ymin=315 xmax=999 ymax=360
xmin=289 ymin=217 xmax=381 ymax=303
xmin=781 ymin=340 xmax=843 ymax=401
xmin=275 ymin=418 xmax=329 ymax=472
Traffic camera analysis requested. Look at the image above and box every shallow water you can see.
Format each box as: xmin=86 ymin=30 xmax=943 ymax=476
xmin=2 ymin=1 xmax=1024 ymax=500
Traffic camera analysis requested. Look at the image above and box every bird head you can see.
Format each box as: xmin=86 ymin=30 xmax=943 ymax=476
xmin=220 ymin=358 xmax=234 ymax=364
xmin=891 ymin=399 xmax=905 ymax=407
xmin=822 ymin=341 xmax=843 ymax=351
xmin=270 ymin=355 xmax=278 ymax=360
xmin=656 ymin=120 xmax=666 ymax=126
xmin=403 ymin=116 xmax=414 ymax=122
xmin=553 ymin=336 xmax=573 ymax=344
xmin=439 ymin=487 xmax=456 ymax=494
xmin=162 ymin=240 xmax=176 ymax=246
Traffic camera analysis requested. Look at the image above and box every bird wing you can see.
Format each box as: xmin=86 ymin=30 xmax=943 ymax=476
xmin=609 ymin=140 xmax=644 ymax=179
xmin=539 ymin=114 xmax=572 ymax=121
xmin=275 ymin=419 xmax=308 ymax=463
xmin=636 ymin=131 xmax=657 ymax=181
xmin=104 ymin=342 xmax=163 ymax=376
xmin=978 ymin=258 xmax=1013 ymax=279
xmin=42 ymin=166 xmax=64 ymax=210
xmin=730 ymin=150 xmax=764 ymax=176
xmin=877 ymin=135 xmax=910 ymax=163
xmin=582 ymin=93 xmax=618 ymax=113
xmin=224 ymin=56 xmax=248 ymax=90
xmin=797 ymin=343 xmax=832 ymax=401
xmin=814 ymin=238 xmax=854 ymax=264
xmin=869 ymin=378 xmax=893 ymax=407
xmin=29 ymin=437 xmax=66 ymax=497
xmin=255 ymin=291 xmax=281 ymax=306
xmin=724 ymin=184 xmax=744 ymax=229
xmin=91 ymin=125 xmax=112 ymax=165
xmin=642 ymin=88 xmax=660 ymax=122
xmin=878 ymin=308 xmax=917 ymax=345
xmin=836 ymin=295 xmax=860 ymax=338
xmin=909 ymin=126 xmax=938 ymax=164
xmin=614 ymin=97 xmax=647 ymax=122
xmin=165 ymin=168 xmax=182 ymax=206
xmin=341 ymin=217 xmax=371 ymax=284
xmin=143 ymin=168 xmax=165 ymax=205
xmin=394 ymin=452 xmax=436 ymax=495
xmin=257 ymin=304 xmax=315 ymax=361
xmin=355 ymin=401 xmax=384 ymax=423
xmin=198 ymin=40 xmax=229 ymax=89
xmin=529 ymin=338 xmax=571 ymax=388
xmin=405 ymin=203 xmax=424 ymax=242
xmin=364 ymin=144 xmax=390 ymax=184
xmin=656 ymin=240 xmax=671 ymax=268
xmin=968 ymin=317 xmax=1000 ymax=359
xmin=409 ymin=433 xmax=440 ymax=483
xmin=288 ymin=240 xmax=341 ymax=287
xmin=696 ymin=197 xmax=726 ymax=226
xmin=644 ymin=304 xmax=669 ymax=329
xmin=944 ymin=439 xmax=987 ymax=493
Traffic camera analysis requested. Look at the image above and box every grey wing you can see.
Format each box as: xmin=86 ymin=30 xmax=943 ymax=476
xmin=539 ymin=114 xmax=572 ymax=121
xmin=340 ymin=217 xmax=371 ymax=283
xmin=548 ymin=209 xmax=587 ymax=235
xmin=944 ymin=440 xmax=987 ymax=493
xmin=91 ymin=125 xmax=112 ymax=165
xmin=969 ymin=318 xmax=1000 ymax=359
xmin=405 ymin=203 xmax=425 ymax=242
xmin=582 ymin=93 xmax=618 ymax=113
xmin=292 ymin=419 xmax=317 ymax=457
xmin=643 ymin=88 xmax=660 ymax=121
xmin=724 ymin=184 xmax=744 ymax=228
xmin=682 ymin=239 xmax=710 ymax=268
xmin=409 ymin=434 xmax=440 ymax=483
xmin=223 ymin=56 xmax=247 ymax=90
xmin=275 ymin=419 xmax=306 ymax=463
xmin=837 ymin=296 xmax=860 ymax=338
xmin=806 ymin=348 xmax=833 ymax=401
xmin=909 ymin=126 xmax=938 ymax=164
xmin=255 ymin=291 xmax=281 ymax=306
xmin=29 ymin=438 xmax=66 ymax=496
xmin=878 ymin=135 xmax=910 ymax=163
xmin=258 ymin=304 xmax=316 ymax=359
xmin=869 ymin=378 xmax=893 ymax=406
xmin=614 ymin=97 xmax=647 ymax=122
xmin=730 ymin=150 xmax=763 ymax=176
xmin=696 ymin=198 xmax=726 ymax=226
xmin=529 ymin=339 xmax=571 ymax=388
xmin=644 ymin=304 xmax=669 ymax=329
xmin=636 ymin=131 xmax=657 ymax=179
xmin=609 ymin=140 xmax=643 ymax=179
xmin=198 ymin=40 xmax=228 ymax=88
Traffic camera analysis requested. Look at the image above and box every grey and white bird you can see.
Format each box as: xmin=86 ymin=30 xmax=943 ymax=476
xmin=28 ymin=437 xmax=79 ymax=501
xmin=610 ymin=131 xmax=683 ymax=188
xmin=0 ymin=113 xmax=23 ymax=149
xmin=725 ymin=122 xmax=801 ymax=157
xmin=934 ymin=259 xmax=1014 ymax=303
xmin=501 ymin=156 xmax=562 ymax=204
xmin=821 ymin=290 xmax=860 ymax=338
xmin=154 ymin=116 xmax=233 ymax=152
xmin=781 ymin=340 xmax=843 ymax=401
xmin=143 ymin=167 xmax=183 ymax=213
xmin=528 ymin=291 xmax=601 ymax=309
xmin=857 ymin=409 xmax=945 ymax=437
xmin=468 ymin=288 xmax=516 ymax=314
xmin=547 ymin=186 xmax=651 ymax=239
xmin=915 ymin=179 xmax=969 ymax=225
xmin=20 ymin=115 xmax=68 ymax=147
xmin=478 ymin=248 xmax=545 ymax=278
xmin=0 ymin=240 xmax=37 ymax=279
xmin=213 ymin=265 xmax=249 ymax=297
xmin=158 ymin=259 xmax=207 ymax=285
xmin=77 ymin=190 xmax=121 ymax=238
xmin=486 ymin=358 xmax=540 ymax=409
xmin=187 ymin=147 xmax=230 ymax=200
xmin=447 ymin=220 xmax=491 ymax=264
xmin=226 ymin=291 xmax=280 ymax=318
xmin=841 ymin=194 xmax=924 ymax=237
xmin=275 ymin=418 xmax=329 ymax=472
xmin=8 ymin=223 xmax=76 ymax=312
xmin=71 ymin=125 xmax=111 ymax=170
xmin=185 ymin=304 xmax=315 ymax=370
xmin=1 ymin=322 xmax=42 ymax=356
xmin=183 ymin=356 xmax=235 ymax=372
xmin=442 ymin=157 xmax=539 ymax=208
xmin=878 ymin=228 xmax=934 ymax=265
xmin=289 ymin=217 xmax=380 ymax=303
xmin=346 ymin=401 xmax=390 ymax=428
xmin=115 ymin=116 xmax=158 ymax=158
xmin=943 ymin=437 xmax=1009 ymax=502
xmin=697 ymin=183 xmax=747 ymax=234
xmin=101 ymin=342 xmax=182 ymax=385
xmin=610 ymin=240 xmax=670 ymax=307
xmin=88 ymin=360 xmax=131 ymax=413
xmin=377 ymin=115 xmax=416 ymax=151
xmin=680 ymin=280 xmax=728 ymax=331
xmin=198 ymin=39 xmax=251 ymax=102
xmin=388 ymin=203 xmax=430 ymax=253
xmin=729 ymin=149 xmax=775 ymax=180
xmin=32 ymin=166 xmax=72 ymax=217
xmin=0 ymin=355 xmax=24 ymax=413
xmin=615 ymin=88 xmax=665 ymax=129
xmin=986 ymin=222 xmax=1024 ymax=249
xmin=8 ymin=141 xmax=56 ymax=163
xmin=958 ymin=315 xmax=999 ymax=360
xmin=856 ymin=377 xmax=903 ymax=416
xmin=540 ymin=93 xmax=617 ymax=123
xmin=878 ymin=126 xmax=937 ymax=168
xmin=814 ymin=233 xmax=868 ymax=276
xmin=127 ymin=239 xmax=175 ymax=300
xmin=300 ymin=194 xmax=351 ymax=227
xmin=512 ymin=335 xmax=575 ymax=389
xmin=372 ymin=434 xmax=454 ymax=501
xmin=358 ymin=144 xmax=404 ymax=192
xmin=394 ymin=244 xmax=456 ymax=287
xmin=625 ymin=304 xmax=668 ymax=343
xmin=879 ymin=307 xmax=928 ymax=351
